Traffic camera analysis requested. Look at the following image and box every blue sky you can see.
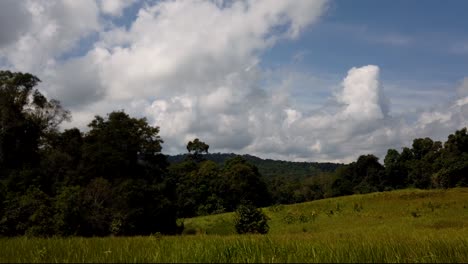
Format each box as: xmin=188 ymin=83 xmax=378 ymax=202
xmin=258 ymin=0 xmax=468 ymax=123
xmin=0 ymin=0 xmax=467 ymax=162
xmin=264 ymin=0 xmax=468 ymax=93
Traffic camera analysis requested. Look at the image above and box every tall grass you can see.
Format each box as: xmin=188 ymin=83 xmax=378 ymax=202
xmin=1 ymin=232 xmax=467 ymax=263
xmin=1 ymin=188 xmax=467 ymax=263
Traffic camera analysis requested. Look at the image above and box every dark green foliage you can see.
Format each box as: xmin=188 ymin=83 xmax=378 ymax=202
xmin=267 ymin=176 xmax=303 ymax=204
xmin=168 ymin=153 xmax=342 ymax=206
xmin=110 ymin=179 xmax=179 ymax=236
xmin=0 ymin=187 xmax=55 ymax=237
xmin=406 ymin=138 xmax=442 ymax=188
xmin=80 ymin=177 xmax=113 ymax=236
xmin=222 ymin=156 xmax=271 ymax=211
xmin=0 ymin=71 xmax=179 ymax=237
xmin=433 ymin=128 xmax=468 ymax=188
xmin=383 ymin=149 xmax=407 ymax=189
xmin=79 ymin=111 xmax=164 ymax=183
xmin=186 ymin=138 xmax=209 ymax=162
xmin=330 ymin=155 xmax=384 ymax=196
xmin=168 ymin=155 xmax=270 ymax=218
xmin=0 ymin=71 xmax=69 ymax=178
xmin=39 ymin=128 xmax=83 ymax=191
xmin=167 ymin=153 xmax=343 ymax=179
xmin=53 ymin=186 xmax=84 ymax=236
xmin=325 ymin=128 xmax=468 ymax=199
xmin=234 ymin=204 xmax=269 ymax=234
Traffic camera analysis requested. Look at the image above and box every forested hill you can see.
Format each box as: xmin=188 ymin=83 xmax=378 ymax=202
xmin=167 ymin=153 xmax=343 ymax=179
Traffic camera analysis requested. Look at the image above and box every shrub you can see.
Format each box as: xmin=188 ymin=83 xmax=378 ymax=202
xmin=234 ymin=204 xmax=269 ymax=234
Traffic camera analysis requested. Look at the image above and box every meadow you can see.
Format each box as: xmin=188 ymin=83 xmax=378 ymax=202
xmin=1 ymin=188 xmax=467 ymax=263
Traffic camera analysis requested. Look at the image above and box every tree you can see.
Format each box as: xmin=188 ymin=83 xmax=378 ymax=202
xmin=383 ymin=149 xmax=407 ymax=188
xmin=358 ymin=155 xmax=384 ymax=189
xmin=433 ymin=128 xmax=468 ymax=188
xmin=333 ymin=154 xmax=384 ymax=194
xmin=186 ymin=138 xmax=209 ymax=162
xmin=234 ymin=203 xmax=269 ymax=234
xmin=193 ymin=160 xmax=225 ymax=215
xmin=111 ymin=178 xmax=179 ymax=235
xmin=167 ymin=159 xmax=199 ymax=217
xmin=54 ymin=185 xmax=84 ymax=236
xmin=80 ymin=177 xmax=113 ymax=236
xmin=80 ymin=111 xmax=164 ymax=183
xmin=406 ymin=138 xmax=442 ymax=188
xmin=77 ymin=111 xmax=179 ymax=235
xmin=0 ymin=71 xmax=69 ymax=177
xmin=39 ymin=128 xmax=84 ymax=191
xmin=222 ymin=156 xmax=271 ymax=211
xmin=0 ymin=187 xmax=55 ymax=237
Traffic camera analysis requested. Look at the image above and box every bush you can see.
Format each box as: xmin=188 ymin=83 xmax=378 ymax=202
xmin=234 ymin=204 xmax=269 ymax=234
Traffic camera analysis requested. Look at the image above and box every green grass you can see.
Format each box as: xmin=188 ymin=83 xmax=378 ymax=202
xmin=1 ymin=188 xmax=468 ymax=263
xmin=184 ymin=187 xmax=468 ymax=236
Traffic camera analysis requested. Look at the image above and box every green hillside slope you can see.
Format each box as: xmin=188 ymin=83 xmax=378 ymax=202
xmin=183 ymin=188 xmax=468 ymax=235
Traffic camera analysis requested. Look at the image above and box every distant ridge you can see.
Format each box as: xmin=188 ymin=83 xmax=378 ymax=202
xmin=167 ymin=153 xmax=343 ymax=179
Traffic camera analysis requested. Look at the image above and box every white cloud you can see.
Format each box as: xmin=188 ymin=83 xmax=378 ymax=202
xmin=241 ymin=65 xmax=467 ymax=163
xmin=0 ymin=0 xmax=100 ymax=72
xmin=337 ymin=65 xmax=387 ymax=120
xmin=456 ymin=96 xmax=468 ymax=107
xmin=72 ymin=0 xmax=329 ymax=152
xmin=0 ymin=0 xmax=466 ymax=163
xmin=91 ymin=0 xmax=328 ymax=102
xmin=42 ymin=48 xmax=109 ymax=108
xmin=0 ymin=1 xmax=32 ymax=47
xmin=417 ymin=111 xmax=452 ymax=128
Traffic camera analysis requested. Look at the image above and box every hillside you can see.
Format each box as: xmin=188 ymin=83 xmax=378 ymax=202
xmin=183 ymin=188 xmax=468 ymax=235
xmin=167 ymin=153 xmax=343 ymax=179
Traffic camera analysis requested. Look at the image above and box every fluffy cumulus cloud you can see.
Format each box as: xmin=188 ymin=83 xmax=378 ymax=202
xmin=0 ymin=0 xmax=100 ymax=72
xmin=0 ymin=0 xmax=466 ymax=163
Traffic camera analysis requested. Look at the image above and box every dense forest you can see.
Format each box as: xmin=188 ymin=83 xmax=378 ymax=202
xmin=0 ymin=70 xmax=467 ymax=237
xmin=167 ymin=153 xmax=342 ymax=179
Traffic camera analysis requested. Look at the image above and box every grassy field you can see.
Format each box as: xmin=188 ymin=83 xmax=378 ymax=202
xmin=1 ymin=188 xmax=467 ymax=263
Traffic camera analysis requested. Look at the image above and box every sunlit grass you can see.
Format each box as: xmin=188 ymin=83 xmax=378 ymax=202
xmin=1 ymin=188 xmax=467 ymax=263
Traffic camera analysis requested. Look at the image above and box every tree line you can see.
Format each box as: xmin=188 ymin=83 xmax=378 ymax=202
xmin=304 ymin=128 xmax=468 ymax=200
xmin=0 ymin=70 xmax=467 ymax=237
xmin=260 ymin=130 xmax=467 ymax=205
xmin=0 ymin=71 xmax=272 ymax=236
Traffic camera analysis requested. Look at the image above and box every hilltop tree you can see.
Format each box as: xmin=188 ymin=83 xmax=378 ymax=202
xmin=186 ymin=138 xmax=209 ymax=162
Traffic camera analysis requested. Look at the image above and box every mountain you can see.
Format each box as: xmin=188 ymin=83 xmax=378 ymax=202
xmin=166 ymin=153 xmax=343 ymax=179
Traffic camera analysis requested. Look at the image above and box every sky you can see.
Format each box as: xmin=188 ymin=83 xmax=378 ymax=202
xmin=0 ymin=0 xmax=467 ymax=163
